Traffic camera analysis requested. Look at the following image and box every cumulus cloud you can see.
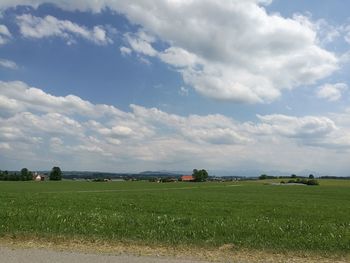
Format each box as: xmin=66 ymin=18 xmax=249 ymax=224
xmin=0 ymin=81 xmax=125 ymax=117
xmin=130 ymin=104 xmax=252 ymax=145
xmin=0 ymin=24 xmax=11 ymax=45
xmin=255 ymin=114 xmax=336 ymax=138
xmin=0 ymin=0 xmax=339 ymax=103
xmin=118 ymin=1 xmax=338 ymax=103
xmin=1 ymin=80 xmax=350 ymax=172
xmin=124 ymin=31 xmax=157 ymax=57
xmin=120 ymin=46 xmax=132 ymax=56
xmin=16 ymin=14 xmax=113 ymax=45
xmin=0 ymin=58 xmax=18 ymax=69
xmin=316 ymin=83 xmax=348 ymax=102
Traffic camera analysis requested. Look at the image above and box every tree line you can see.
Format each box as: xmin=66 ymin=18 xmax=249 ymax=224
xmin=259 ymin=174 xmax=316 ymax=180
xmin=0 ymin=168 xmax=33 ymax=181
xmin=259 ymin=173 xmax=319 ymax=185
xmin=0 ymin=167 xmax=62 ymax=181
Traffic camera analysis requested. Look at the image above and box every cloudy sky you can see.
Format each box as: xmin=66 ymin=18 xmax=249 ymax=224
xmin=1 ymin=0 xmax=350 ymax=176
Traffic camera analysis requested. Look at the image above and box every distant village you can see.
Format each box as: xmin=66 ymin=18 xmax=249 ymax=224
xmin=1 ymin=168 xmax=349 ymax=182
xmin=0 ymin=168 xmax=245 ymax=182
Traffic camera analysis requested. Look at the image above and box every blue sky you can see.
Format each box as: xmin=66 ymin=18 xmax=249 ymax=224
xmin=1 ymin=1 xmax=350 ymax=176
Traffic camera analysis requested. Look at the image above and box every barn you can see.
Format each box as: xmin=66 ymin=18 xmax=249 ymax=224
xmin=181 ymin=175 xmax=194 ymax=182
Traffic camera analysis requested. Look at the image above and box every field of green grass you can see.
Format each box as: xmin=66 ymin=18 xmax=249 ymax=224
xmin=0 ymin=180 xmax=349 ymax=255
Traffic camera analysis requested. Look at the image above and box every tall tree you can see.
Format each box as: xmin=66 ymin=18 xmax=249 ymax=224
xmin=27 ymin=171 xmax=33 ymax=181
xmin=20 ymin=168 xmax=29 ymax=181
xmin=50 ymin=166 xmax=62 ymax=181
xmin=192 ymin=169 xmax=209 ymax=182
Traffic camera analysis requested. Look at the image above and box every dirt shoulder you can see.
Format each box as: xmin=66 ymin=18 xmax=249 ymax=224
xmin=0 ymin=236 xmax=348 ymax=263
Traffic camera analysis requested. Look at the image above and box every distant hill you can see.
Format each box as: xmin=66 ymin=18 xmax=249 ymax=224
xmin=61 ymin=170 xmax=185 ymax=179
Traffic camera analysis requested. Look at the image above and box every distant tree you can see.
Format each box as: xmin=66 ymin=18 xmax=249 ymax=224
xmin=3 ymin=170 xmax=8 ymax=181
xmin=49 ymin=166 xmax=62 ymax=181
xmin=20 ymin=168 xmax=29 ymax=181
xmin=192 ymin=169 xmax=208 ymax=182
xmin=11 ymin=172 xmax=19 ymax=181
xmin=309 ymin=174 xmax=314 ymax=179
xmin=27 ymin=171 xmax=33 ymax=181
xmin=291 ymin=174 xmax=297 ymax=179
xmin=259 ymin=174 xmax=268 ymax=180
xmin=259 ymin=174 xmax=277 ymax=180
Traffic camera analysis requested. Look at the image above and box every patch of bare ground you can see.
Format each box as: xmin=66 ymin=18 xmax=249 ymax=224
xmin=0 ymin=235 xmax=348 ymax=263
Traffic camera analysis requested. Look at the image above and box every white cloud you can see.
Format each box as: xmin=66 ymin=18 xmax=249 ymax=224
xmin=120 ymin=46 xmax=132 ymax=56
xmin=255 ymin=114 xmax=336 ymax=138
xmin=0 ymin=1 xmax=339 ymax=103
xmin=314 ymin=18 xmax=340 ymax=45
xmin=159 ymin=47 xmax=198 ymax=68
xmin=179 ymin=86 xmax=189 ymax=96
xmin=16 ymin=14 xmax=113 ymax=45
xmin=1 ymin=80 xmax=350 ymax=173
xmin=316 ymin=83 xmax=348 ymax=102
xmin=344 ymin=24 xmax=350 ymax=44
xmin=2 ymin=112 xmax=83 ymax=136
xmin=0 ymin=24 xmax=11 ymax=45
xmin=117 ymin=1 xmax=338 ymax=103
xmin=0 ymin=94 xmax=22 ymax=116
xmin=138 ymin=56 xmax=152 ymax=65
xmin=0 ymin=58 xmax=18 ymax=69
xmin=0 ymin=142 xmax=11 ymax=150
xmin=124 ymin=31 xmax=157 ymax=57
xmin=130 ymin=104 xmax=252 ymax=145
xmin=0 ymin=81 xmax=125 ymax=117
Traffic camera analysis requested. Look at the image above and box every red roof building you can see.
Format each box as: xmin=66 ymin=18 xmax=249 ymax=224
xmin=181 ymin=175 xmax=194 ymax=181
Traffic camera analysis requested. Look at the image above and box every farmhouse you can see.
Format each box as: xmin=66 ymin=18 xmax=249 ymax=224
xmin=33 ymin=172 xmax=46 ymax=181
xmin=181 ymin=175 xmax=194 ymax=182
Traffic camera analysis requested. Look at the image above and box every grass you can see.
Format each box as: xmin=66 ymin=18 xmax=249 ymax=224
xmin=0 ymin=180 xmax=349 ymax=255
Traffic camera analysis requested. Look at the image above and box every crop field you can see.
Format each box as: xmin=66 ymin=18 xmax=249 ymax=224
xmin=0 ymin=180 xmax=349 ymax=255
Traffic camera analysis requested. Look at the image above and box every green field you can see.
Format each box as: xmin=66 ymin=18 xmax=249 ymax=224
xmin=0 ymin=180 xmax=349 ymax=254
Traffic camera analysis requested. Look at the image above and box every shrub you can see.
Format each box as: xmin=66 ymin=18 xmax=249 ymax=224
xmin=300 ymin=179 xmax=308 ymax=184
xmin=306 ymin=179 xmax=319 ymax=186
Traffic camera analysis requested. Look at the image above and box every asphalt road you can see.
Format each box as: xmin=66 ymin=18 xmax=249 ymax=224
xmin=0 ymin=246 xmax=212 ymax=263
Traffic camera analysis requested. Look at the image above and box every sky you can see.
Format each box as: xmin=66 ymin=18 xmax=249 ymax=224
xmin=1 ymin=0 xmax=350 ymax=176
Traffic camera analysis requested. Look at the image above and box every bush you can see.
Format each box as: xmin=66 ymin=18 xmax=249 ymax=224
xmin=286 ymin=178 xmax=319 ymax=186
xmin=300 ymin=178 xmax=308 ymax=184
xmin=306 ymin=179 xmax=319 ymax=186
